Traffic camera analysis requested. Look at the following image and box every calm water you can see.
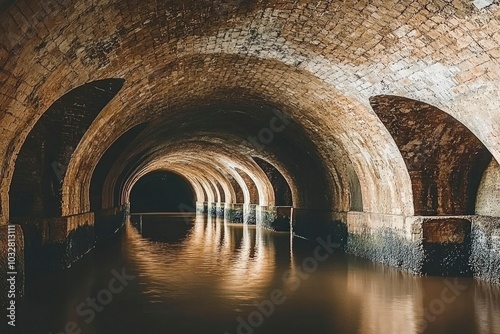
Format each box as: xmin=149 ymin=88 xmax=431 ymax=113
xmin=17 ymin=214 xmax=500 ymax=334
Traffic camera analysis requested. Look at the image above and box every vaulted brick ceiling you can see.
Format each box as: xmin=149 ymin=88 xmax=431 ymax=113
xmin=1 ymin=0 xmax=499 ymax=222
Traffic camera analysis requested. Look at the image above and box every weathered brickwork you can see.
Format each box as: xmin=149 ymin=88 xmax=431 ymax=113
xmin=371 ymin=95 xmax=492 ymax=216
xmin=476 ymin=159 xmax=500 ymax=217
xmin=1 ymin=0 xmax=500 ymax=282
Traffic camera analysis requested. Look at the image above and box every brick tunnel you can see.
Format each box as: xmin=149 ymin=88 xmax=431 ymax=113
xmin=1 ymin=0 xmax=500 ymax=332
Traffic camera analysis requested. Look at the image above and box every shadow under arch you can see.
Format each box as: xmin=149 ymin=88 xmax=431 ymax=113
xmin=129 ymin=170 xmax=195 ymax=213
xmin=90 ymin=122 xmax=149 ymax=213
xmin=370 ymin=95 xmax=492 ymax=216
xmin=9 ymin=78 xmax=125 ymax=219
xmin=252 ymin=157 xmax=293 ymax=207
xmin=7 ymin=78 xmax=125 ymax=272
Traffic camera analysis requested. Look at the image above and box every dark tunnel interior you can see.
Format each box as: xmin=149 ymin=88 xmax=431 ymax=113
xmin=129 ymin=171 xmax=195 ymax=213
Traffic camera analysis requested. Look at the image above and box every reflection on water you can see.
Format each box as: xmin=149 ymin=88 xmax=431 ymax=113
xmin=475 ymin=282 xmax=500 ymax=334
xmin=17 ymin=214 xmax=500 ymax=334
xmin=344 ymin=261 xmax=424 ymax=333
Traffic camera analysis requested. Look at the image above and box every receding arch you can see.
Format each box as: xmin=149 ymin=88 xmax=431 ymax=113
xmin=117 ymin=154 xmax=239 ymax=208
xmin=90 ymin=122 xmax=148 ymax=212
xmin=213 ymin=181 xmax=225 ymax=203
xmin=129 ymin=171 xmax=195 ymax=213
xmin=9 ymin=78 xmax=125 ymax=219
xmin=252 ymin=157 xmax=293 ymax=207
xmin=234 ymin=167 xmax=259 ymax=204
xmin=370 ymin=95 xmax=492 ymax=215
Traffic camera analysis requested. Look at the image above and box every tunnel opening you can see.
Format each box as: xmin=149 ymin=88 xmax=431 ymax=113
xmin=130 ymin=171 xmax=195 ymax=213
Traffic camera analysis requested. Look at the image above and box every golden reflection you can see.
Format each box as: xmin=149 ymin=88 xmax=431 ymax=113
xmin=125 ymin=214 xmax=276 ymax=302
xmin=22 ymin=215 xmax=500 ymax=334
xmin=345 ymin=261 xmax=424 ymax=334
xmin=120 ymin=216 xmax=500 ymax=333
xmin=222 ymin=222 xmax=276 ymax=300
xmin=222 ymin=214 xmax=233 ymax=251
xmin=281 ymin=230 xmax=299 ymax=295
xmin=474 ymin=281 xmax=500 ymax=333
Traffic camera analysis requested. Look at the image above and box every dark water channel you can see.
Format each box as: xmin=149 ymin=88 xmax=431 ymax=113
xmin=16 ymin=214 xmax=500 ymax=334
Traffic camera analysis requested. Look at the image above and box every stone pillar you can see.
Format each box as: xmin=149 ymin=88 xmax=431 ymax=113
xmin=209 ymin=202 xmax=217 ymax=217
xmin=256 ymin=205 xmax=292 ymax=231
xmin=470 ymin=216 xmax=500 ymax=284
xmin=346 ymin=212 xmax=424 ymax=274
xmin=43 ymin=213 xmax=95 ymax=269
xmin=10 ymin=213 xmax=95 ymax=271
xmin=420 ymin=217 xmax=472 ymax=276
xmin=225 ymin=203 xmax=244 ymax=224
xmin=216 ymin=203 xmax=225 ymax=218
xmin=196 ymin=202 xmax=208 ymax=214
xmin=291 ymin=208 xmax=346 ymax=246
xmin=346 ymin=214 xmax=477 ymax=276
xmin=244 ymin=204 xmax=257 ymax=225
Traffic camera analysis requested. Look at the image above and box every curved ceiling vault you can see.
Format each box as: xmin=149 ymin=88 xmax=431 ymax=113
xmin=2 ymin=0 xmax=500 ymax=225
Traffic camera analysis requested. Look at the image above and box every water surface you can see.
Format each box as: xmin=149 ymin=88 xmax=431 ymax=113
xmin=18 ymin=214 xmax=500 ymax=334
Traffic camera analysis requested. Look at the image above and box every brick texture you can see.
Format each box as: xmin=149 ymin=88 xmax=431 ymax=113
xmin=1 ymin=0 xmax=500 ymax=225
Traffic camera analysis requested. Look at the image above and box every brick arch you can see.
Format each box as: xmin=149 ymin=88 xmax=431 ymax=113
xmin=4 ymin=0 xmax=500 ymax=227
xmin=61 ymin=55 xmax=413 ymax=219
xmin=81 ymin=102 xmax=333 ymax=214
xmin=370 ymin=95 xmax=492 ymax=216
xmin=90 ymin=122 xmax=148 ymax=212
xmin=8 ymin=78 xmax=124 ymax=219
xmin=252 ymin=157 xmax=293 ymax=207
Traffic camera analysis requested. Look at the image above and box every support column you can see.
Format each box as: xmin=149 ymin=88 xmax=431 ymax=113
xmin=419 ymin=217 xmax=472 ymax=276
xmin=470 ymin=216 xmax=500 ymax=284
xmin=346 ymin=212 xmax=424 ymax=274
xmin=256 ymin=205 xmax=291 ymax=232
xmin=216 ymin=203 xmax=225 ymax=218
xmin=244 ymin=204 xmax=257 ymax=225
xmin=346 ymin=213 xmax=477 ymax=276
xmin=291 ymin=208 xmax=347 ymax=247
xmin=209 ymin=202 xmax=217 ymax=217
xmin=225 ymin=203 xmax=244 ymax=224
xmin=196 ymin=202 xmax=208 ymax=214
